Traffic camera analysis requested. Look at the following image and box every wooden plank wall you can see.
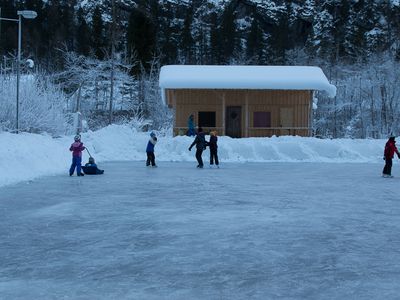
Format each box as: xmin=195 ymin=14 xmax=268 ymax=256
xmin=166 ymin=89 xmax=312 ymax=137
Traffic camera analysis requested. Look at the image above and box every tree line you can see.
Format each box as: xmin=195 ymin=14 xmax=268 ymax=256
xmin=1 ymin=0 xmax=399 ymax=71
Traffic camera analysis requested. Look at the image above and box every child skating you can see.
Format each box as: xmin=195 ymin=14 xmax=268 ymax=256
xmin=382 ymin=135 xmax=400 ymax=178
xmin=146 ymin=132 xmax=158 ymax=167
xmin=69 ymin=134 xmax=85 ymax=176
xmin=208 ymin=131 xmax=219 ymax=168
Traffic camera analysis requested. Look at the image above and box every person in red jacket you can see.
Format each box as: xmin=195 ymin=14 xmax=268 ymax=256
xmin=382 ymin=136 xmax=400 ymax=178
xmin=69 ymin=134 xmax=85 ymax=176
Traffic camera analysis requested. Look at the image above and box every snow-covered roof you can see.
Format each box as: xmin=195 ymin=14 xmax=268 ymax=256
xmin=159 ymin=65 xmax=337 ymax=98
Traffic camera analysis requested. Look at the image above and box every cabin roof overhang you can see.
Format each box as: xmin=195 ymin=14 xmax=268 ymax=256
xmin=159 ymin=65 xmax=337 ymax=105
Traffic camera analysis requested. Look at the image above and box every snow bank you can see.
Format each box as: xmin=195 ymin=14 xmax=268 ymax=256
xmin=0 ymin=125 xmax=386 ymax=188
xmin=0 ymin=132 xmax=71 ymax=188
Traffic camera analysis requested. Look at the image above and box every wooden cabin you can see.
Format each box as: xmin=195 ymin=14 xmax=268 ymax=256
xmin=159 ymin=65 xmax=336 ymax=138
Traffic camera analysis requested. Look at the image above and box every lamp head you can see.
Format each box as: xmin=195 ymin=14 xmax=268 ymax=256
xmin=17 ymin=10 xmax=37 ymax=19
xmin=26 ymin=59 xmax=34 ymax=68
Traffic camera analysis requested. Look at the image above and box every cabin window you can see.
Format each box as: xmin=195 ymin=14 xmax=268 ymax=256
xmin=253 ymin=112 xmax=271 ymax=127
xmin=198 ymin=111 xmax=216 ymax=127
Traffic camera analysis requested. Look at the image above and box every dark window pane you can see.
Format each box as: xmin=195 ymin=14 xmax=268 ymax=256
xmin=254 ymin=112 xmax=271 ymax=127
xmin=198 ymin=111 xmax=216 ymax=127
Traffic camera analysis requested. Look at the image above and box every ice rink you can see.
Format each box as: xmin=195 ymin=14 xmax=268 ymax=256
xmin=1 ymin=161 xmax=400 ymax=299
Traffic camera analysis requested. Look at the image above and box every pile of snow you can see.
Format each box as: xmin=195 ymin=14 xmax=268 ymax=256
xmin=0 ymin=125 xmax=386 ymax=188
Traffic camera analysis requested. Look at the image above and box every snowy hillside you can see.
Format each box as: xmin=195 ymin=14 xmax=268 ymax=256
xmin=0 ymin=125 xmax=387 ymax=188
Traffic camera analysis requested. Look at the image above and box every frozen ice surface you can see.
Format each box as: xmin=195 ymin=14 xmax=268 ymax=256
xmin=1 ymin=161 xmax=400 ymax=299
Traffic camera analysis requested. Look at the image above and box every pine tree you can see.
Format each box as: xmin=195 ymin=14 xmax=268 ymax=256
xmin=24 ymin=0 xmax=45 ymax=59
xmin=126 ymin=7 xmax=156 ymax=74
xmin=343 ymin=0 xmax=376 ymax=60
xmin=76 ymin=8 xmax=90 ymax=56
xmin=367 ymin=0 xmax=392 ymax=54
xmin=329 ymin=0 xmax=350 ymax=61
xmin=92 ymin=6 xmax=104 ymax=59
xmin=180 ymin=6 xmax=194 ymax=64
xmin=219 ymin=3 xmax=237 ymax=63
xmin=309 ymin=0 xmax=336 ymax=61
xmin=391 ymin=2 xmax=400 ymax=59
xmin=60 ymin=1 xmax=76 ymax=50
xmin=246 ymin=17 xmax=265 ymax=64
xmin=209 ymin=12 xmax=221 ymax=64
xmin=268 ymin=4 xmax=290 ymax=64
xmin=0 ymin=1 xmax=17 ymax=56
xmin=158 ymin=1 xmax=178 ymax=65
xmin=343 ymin=3 xmax=366 ymax=60
xmin=43 ymin=0 xmax=69 ymax=68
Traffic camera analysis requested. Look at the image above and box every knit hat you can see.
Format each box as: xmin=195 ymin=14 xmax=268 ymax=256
xmin=74 ymin=134 xmax=81 ymax=141
xmin=150 ymin=132 xmax=156 ymax=137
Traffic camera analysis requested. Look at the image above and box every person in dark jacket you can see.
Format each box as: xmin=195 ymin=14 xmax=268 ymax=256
xmin=208 ymin=130 xmax=219 ymax=168
xmin=146 ymin=132 xmax=157 ymax=167
xmin=69 ymin=134 xmax=85 ymax=176
xmin=189 ymin=127 xmax=206 ymax=168
xmin=382 ymin=136 xmax=400 ymax=177
xmin=82 ymin=157 xmax=104 ymax=175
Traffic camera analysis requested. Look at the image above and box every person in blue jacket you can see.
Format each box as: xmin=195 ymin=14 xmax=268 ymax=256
xmin=82 ymin=157 xmax=104 ymax=175
xmin=146 ymin=132 xmax=158 ymax=167
xmin=187 ymin=114 xmax=196 ymax=136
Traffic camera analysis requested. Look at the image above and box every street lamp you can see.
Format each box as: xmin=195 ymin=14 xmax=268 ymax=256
xmin=0 ymin=10 xmax=37 ymax=133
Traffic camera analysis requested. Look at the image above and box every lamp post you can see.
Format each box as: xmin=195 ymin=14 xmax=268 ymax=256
xmin=0 ymin=10 xmax=37 ymax=133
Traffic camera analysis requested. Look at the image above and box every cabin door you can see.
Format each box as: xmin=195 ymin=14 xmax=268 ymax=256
xmin=280 ymin=107 xmax=294 ymax=135
xmin=226 ymin=106 xmax=242 ymax=138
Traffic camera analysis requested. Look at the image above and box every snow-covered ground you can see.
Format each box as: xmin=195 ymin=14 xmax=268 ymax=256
xmin=1 ymin=161 xmax=400 ymax=299
xmin=0 ymin=125 xmax=390 ymax=188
